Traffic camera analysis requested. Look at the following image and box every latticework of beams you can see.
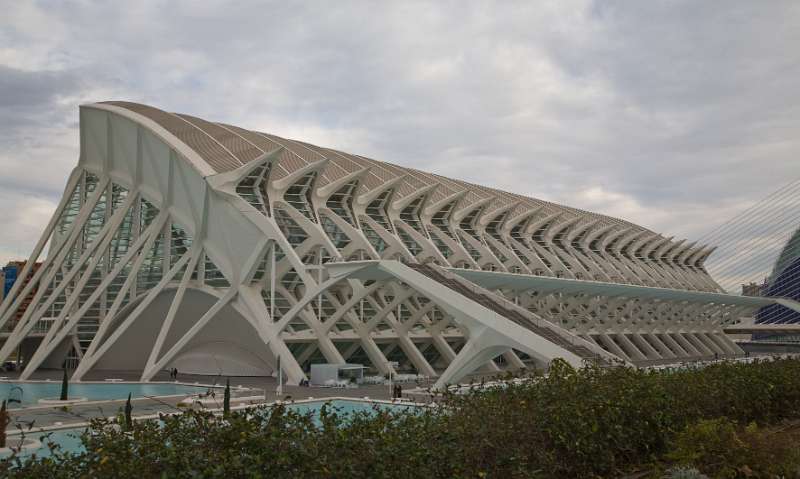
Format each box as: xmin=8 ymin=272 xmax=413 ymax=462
xmin=0 ymin=102 xmax=755 ymax=386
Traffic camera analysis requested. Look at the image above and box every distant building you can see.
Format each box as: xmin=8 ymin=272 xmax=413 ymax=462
xmin=755 ymin=228 xmax=800 ymax=326
xmin=1 ymin=261 xmax=43 ymax=326
xmin=742 ymin=281 xmax=765 ymax=297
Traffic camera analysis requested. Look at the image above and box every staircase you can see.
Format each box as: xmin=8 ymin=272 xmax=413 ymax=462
xmin=76 ymin=319 xmax=99 ymax=355
xmin=407 ymin=263 xmax=611 ymax=365
xmin=61 ymin=319 xmax=98 ymax=369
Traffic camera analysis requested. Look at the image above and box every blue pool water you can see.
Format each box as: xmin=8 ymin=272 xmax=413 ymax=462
xmin=2 ymin=428 xmax=86 ymax=459
xmin=289 ymin=399 xmax=418 ymax=419
xmin=0 ymin=382 xmax=219 ymax=408
xmin=1 ymin=399 xmax=419 ymax=458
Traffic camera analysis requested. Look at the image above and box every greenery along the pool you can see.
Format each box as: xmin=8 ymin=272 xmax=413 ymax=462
xmin=3 ymin=357 xmax=800 ymax=478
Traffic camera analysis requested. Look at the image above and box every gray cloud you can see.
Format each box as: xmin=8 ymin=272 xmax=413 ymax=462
xmin=0 ymin=64 xmax=85 ymax=197
xmin=1 ymin=0 xmax=799 ymax=267
xmin=0 ymin=65 xmax=79 ymax=109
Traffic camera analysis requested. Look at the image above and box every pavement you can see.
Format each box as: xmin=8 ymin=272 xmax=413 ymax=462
xmin=6 ymin=354 xmax=793 ymax=435
xmin=3 ymin=369 xmax=436 ymax=434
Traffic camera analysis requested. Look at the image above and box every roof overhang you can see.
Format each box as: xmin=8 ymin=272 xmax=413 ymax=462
xmin=448 ymin=268 xmax=786 ymax=307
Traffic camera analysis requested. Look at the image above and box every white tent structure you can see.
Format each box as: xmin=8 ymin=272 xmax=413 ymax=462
xmin=2 ymin=101 xmax=791 ymax=388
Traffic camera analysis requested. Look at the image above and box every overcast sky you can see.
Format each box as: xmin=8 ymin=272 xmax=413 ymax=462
xmin=1 ymin=1 xmax=799 ymax=266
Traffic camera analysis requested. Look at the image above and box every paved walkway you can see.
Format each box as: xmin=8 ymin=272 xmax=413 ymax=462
xmin=7 ymin=354 xmax=790 ymax=434
xmin=3 ymin=370 xmax=434 ymax=434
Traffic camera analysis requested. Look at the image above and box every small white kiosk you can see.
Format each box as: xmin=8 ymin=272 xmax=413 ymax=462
xmin=309 ymin=363 xmax=367 ymax=387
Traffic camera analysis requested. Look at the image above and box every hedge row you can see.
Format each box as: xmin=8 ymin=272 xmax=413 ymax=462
xmin=3 ymin=357 xmax=800 ymax=478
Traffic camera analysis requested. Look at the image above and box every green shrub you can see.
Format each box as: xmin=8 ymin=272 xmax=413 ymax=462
xmin=668 ymin=418 xmax=800 ymax=479
xmin=2 ymin=357 xmax=800 ymax=478
xmin=667 ymin=418 xmax=748 ymax=478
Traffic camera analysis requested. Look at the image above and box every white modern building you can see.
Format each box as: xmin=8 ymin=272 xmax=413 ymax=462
xmin=2 ymin=101 xmax=794 ymax=388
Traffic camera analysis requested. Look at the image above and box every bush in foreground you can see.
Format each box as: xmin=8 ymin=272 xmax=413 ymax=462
xmin=2 ymin=357 xmax=800 ymax=478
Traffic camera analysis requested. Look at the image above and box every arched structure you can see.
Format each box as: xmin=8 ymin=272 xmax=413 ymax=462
xmin=2 ymin=101 xmax=781 ymax=386
xmin=749 ymin=227 xmax=800 ymax=344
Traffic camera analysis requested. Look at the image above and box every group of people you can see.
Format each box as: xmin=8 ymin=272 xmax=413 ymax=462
xmin=391 ymin=383 xmax=403 ymax=399
xmin=168 ymin=367 xmax=179 ymax=380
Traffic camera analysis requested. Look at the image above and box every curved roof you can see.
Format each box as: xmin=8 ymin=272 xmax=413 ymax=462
xmin=95 ymin=101 xmax=649 ymax=233
xmin=769 ymin=226 xmax=800 ymax=283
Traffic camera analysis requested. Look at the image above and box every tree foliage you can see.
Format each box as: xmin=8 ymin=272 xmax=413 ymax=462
xmin=223 ymin=378 xmax=230 ymax=418
xmin=59 ymin=368 xmax=68 ymax=401
xmin=0 ymin=400 xmax=9 ymax=448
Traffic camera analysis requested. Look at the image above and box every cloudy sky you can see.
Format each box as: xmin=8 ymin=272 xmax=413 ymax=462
xmin=1 ymin=1 xmax=799 ymax=267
